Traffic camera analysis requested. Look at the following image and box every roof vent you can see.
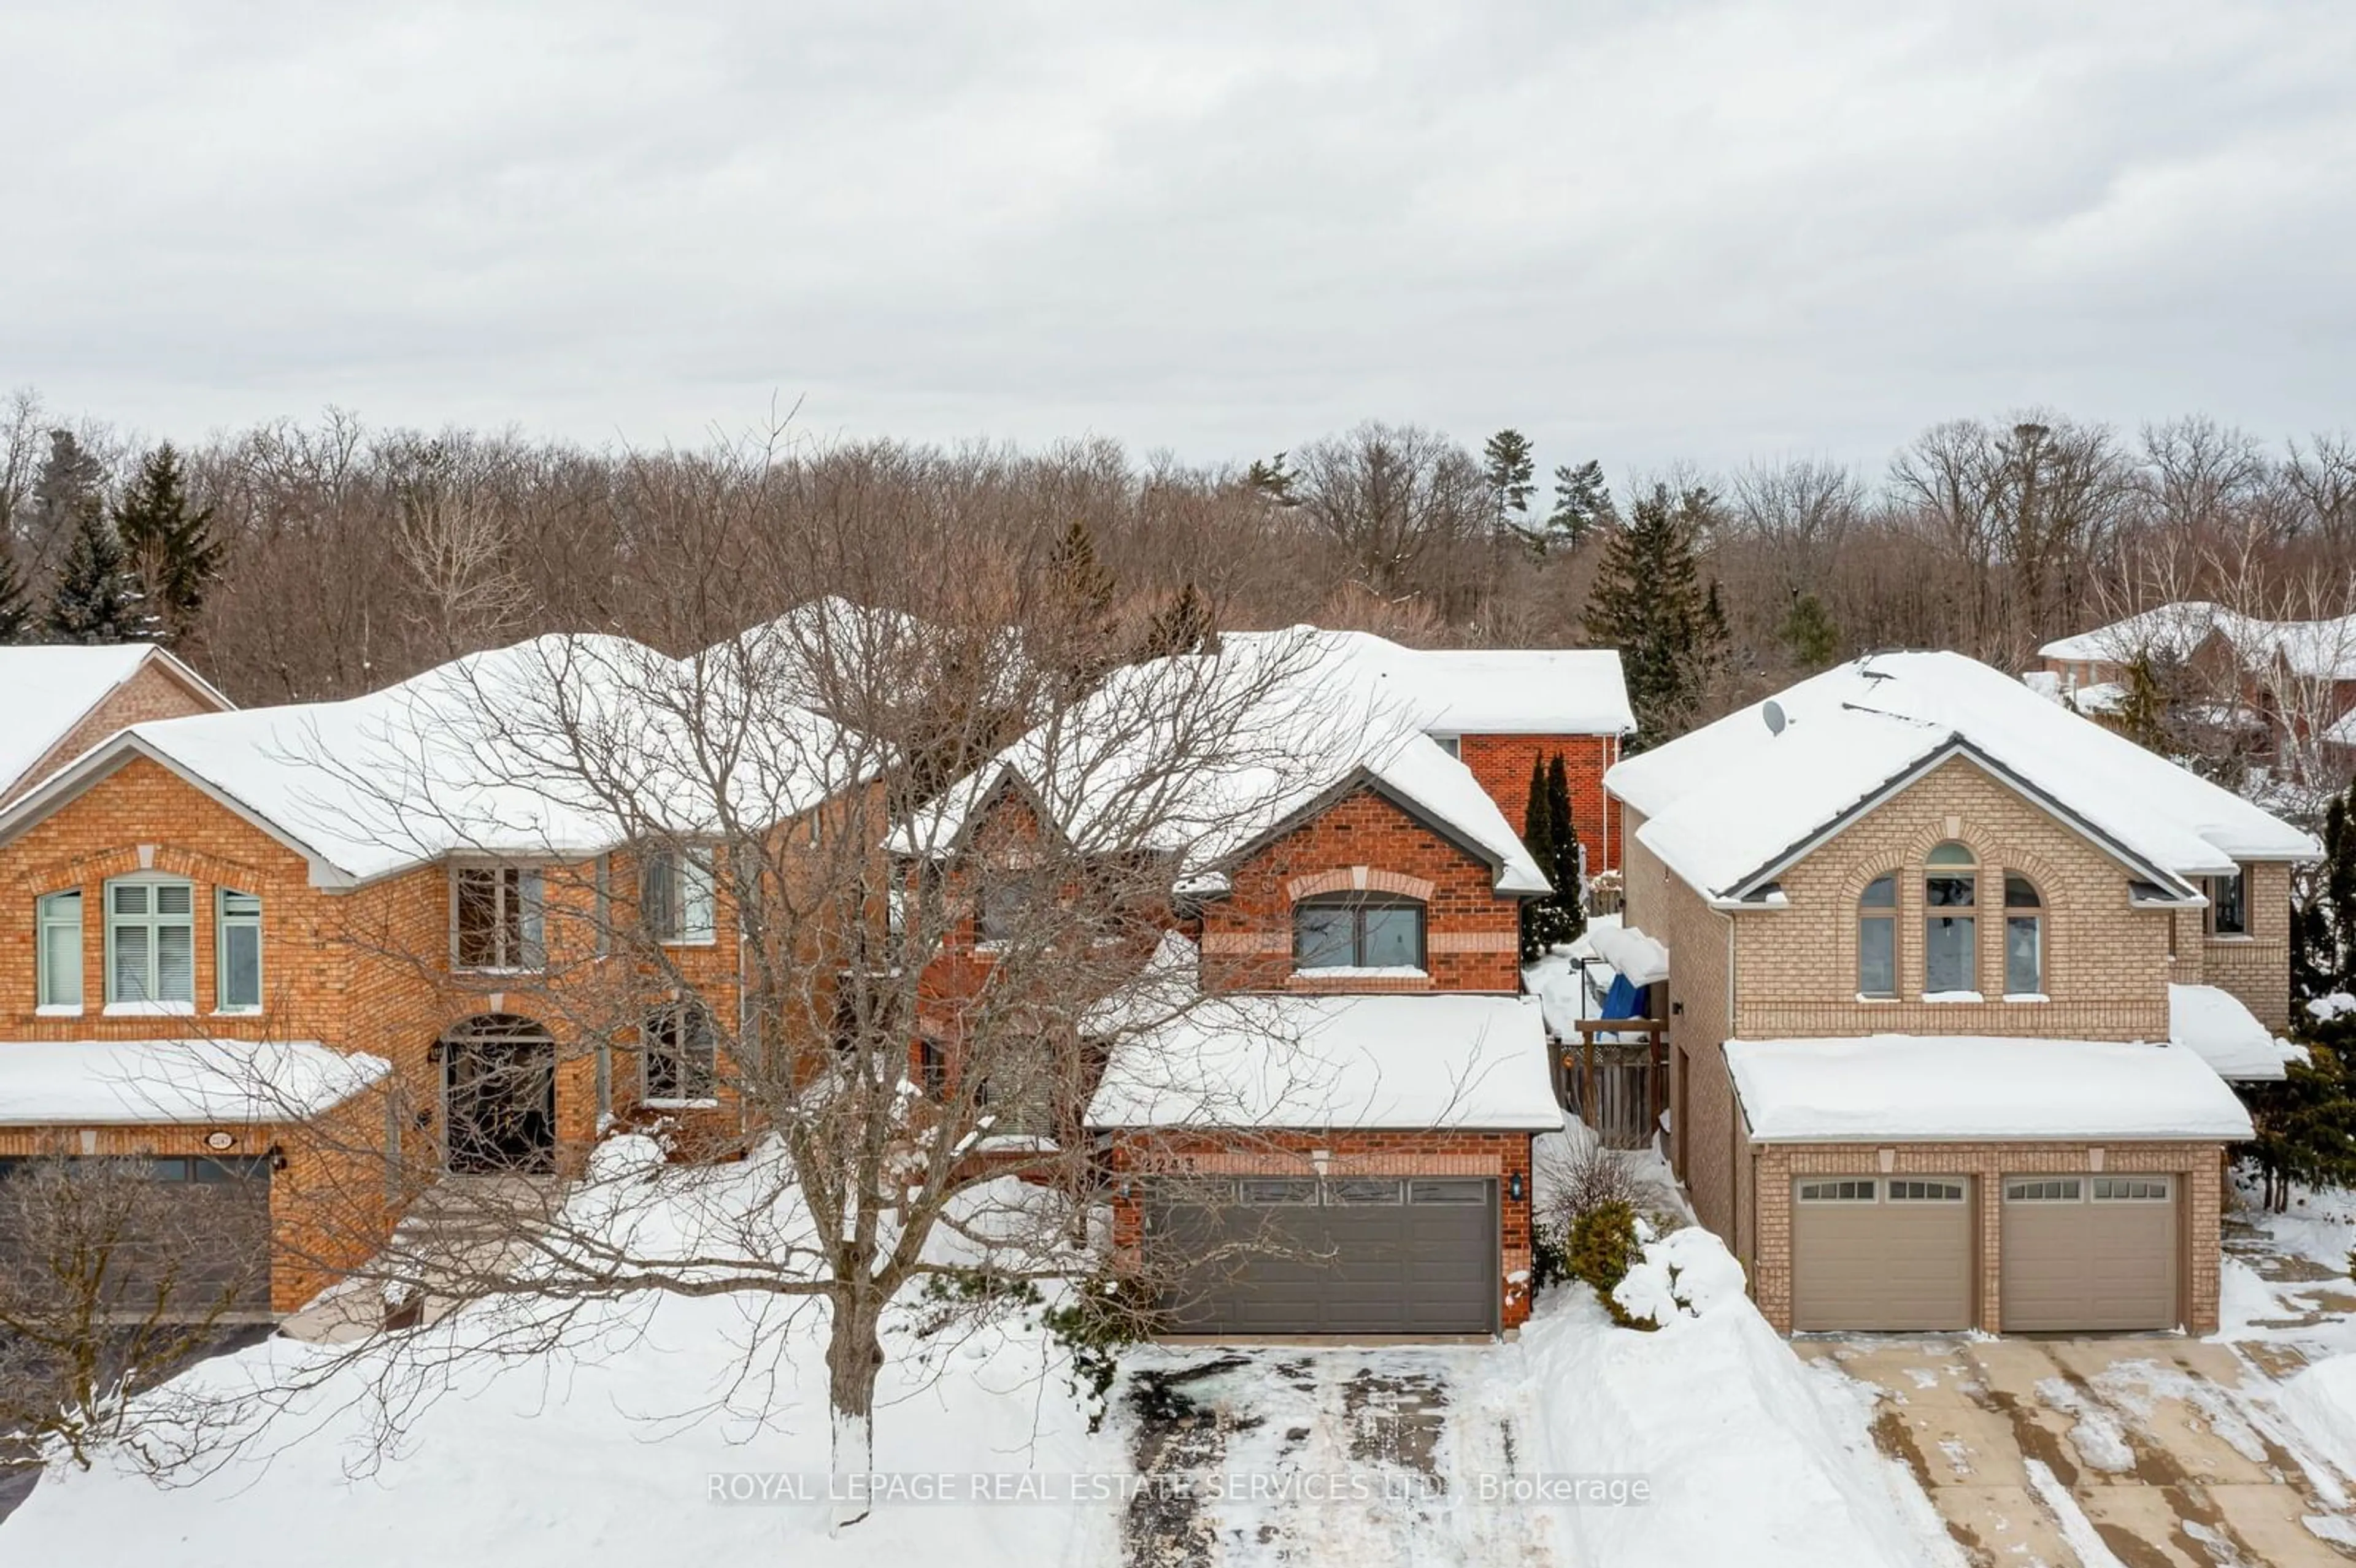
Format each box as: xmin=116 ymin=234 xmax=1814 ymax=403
xmin=1763 ymin=699 xmax=1787 ymax=736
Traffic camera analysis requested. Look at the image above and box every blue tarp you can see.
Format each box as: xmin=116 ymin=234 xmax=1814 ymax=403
xmin=1600 ymin=974 xmax=1644 ymax=1020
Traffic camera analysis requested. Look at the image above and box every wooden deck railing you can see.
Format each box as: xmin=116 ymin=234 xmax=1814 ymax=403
xmin=1560 ymin=1018 xmax=1668 ymax=1150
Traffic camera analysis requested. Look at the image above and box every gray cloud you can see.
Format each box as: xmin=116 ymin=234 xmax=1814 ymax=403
xmin=5 ymin=0 xmax=2352 ymax=475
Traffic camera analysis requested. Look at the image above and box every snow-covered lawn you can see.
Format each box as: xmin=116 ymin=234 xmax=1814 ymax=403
xmin=8 ymin=1142 xmax=1944 ymax=1567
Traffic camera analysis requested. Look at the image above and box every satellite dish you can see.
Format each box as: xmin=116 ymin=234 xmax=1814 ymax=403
xmin=1763 ymin=700 xmax=1787 ymax=736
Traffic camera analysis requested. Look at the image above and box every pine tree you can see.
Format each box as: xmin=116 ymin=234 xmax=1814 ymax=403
xmin=1545 ymin=753 xmax=1585 ymax=944
xmin=2246 ymin=1043 xmax=2356 ymax=1212
xmin=1045 ymin=519 xmax=1120 ymax=688
xmin=46 ymin=507 xmax=144 ymax=643
xmin=112 ymin=443 xmax=219 ymax=647
xmin=1136 ymin=581 xmax=1215 ymax=659
xmin=1519 ymin=758 xmax=1558 ymax=962
xmin=26 ymin=428 xmax=106 ymax=572
xmin=1521 ymin=459 xmax=1613 ymax=557
xmin=1482 ymin=429 xmax=1536 ymax=529
xmin=1779 ymin=592 xmax=1839 ymax=669
xmin=2106 ymin=652 xmax=2173 ymax=753
xmin=1584 ymin=483 xmax=1724 ymax=747
xmin=0 ymin=547 xmax=30 ymax=642
xmin=1246 ymin=453 xmax=1299 ymax=507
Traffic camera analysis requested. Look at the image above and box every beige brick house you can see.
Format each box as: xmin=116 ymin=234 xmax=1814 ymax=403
xmin=1607 ymin=651 xmax=2317 ymax=1336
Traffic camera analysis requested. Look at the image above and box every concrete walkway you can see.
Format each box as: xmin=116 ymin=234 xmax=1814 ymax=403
xmin=1801 ymin=1336 xmax=2356 ymax=1566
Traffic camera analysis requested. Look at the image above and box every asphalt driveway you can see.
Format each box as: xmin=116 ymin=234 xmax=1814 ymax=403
xmin=1801 ymin=1336 xmax=2356 ymax=1566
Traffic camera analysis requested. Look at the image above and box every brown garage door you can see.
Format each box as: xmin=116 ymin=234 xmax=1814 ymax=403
xmin=1147 ymin=1175 xmax=1498 ymax=1335
xmin=1792 ymin=1175 xmax=1973 ymax=1331
xmin=2001 ymin=1175 xmax=2177 ymax=1332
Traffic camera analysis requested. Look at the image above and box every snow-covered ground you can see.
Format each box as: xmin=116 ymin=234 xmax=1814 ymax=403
xmin=7 ymin=1136 xmax=1949 ymax=1566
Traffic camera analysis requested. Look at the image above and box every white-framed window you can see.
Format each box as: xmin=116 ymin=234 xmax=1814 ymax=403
xmin=216 ymin=888 xmax=263 ymax=1011
xmin=1797 ymin=1178 xmax=1877 ymax=1202
xmin=1887 ymin=1179 xmax=1966 ymax=1202
xmin=644 ymin=848 xmax=717 ymax=945
xmin=1857 ymin=874 xmax=1897 ymax=997
xmin=2092 ymin=1177 xmax=2170 ymax=1202
xmin=2004 ymin=874 xmax=2042 ymax=996
xmin=644 ymin=999 xmax=717 ymax=1104
xmin=36 ymin=890 xmax=82 ymax=1009
xmin=452 ymin=866 xmax=545 ymax=970
xmin=1293 ymin=896 xmax=1427 ymax=970
xmin=2207 ymin=866 xmax=2248 ymax=936
xmin=105 ymin=877 xmax=196 ymax=1007
xmin=1923 ymin=841 xmax=1977 ymax=994
xmin=2004 ymin=1178 xmax=2083 ymax=1202
xmin=976 ymin=878 xmax=1028 ymax=945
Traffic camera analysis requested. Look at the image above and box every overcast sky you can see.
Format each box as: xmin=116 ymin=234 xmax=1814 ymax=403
xmin=5 ymin=0 xmax=2351 ymax=475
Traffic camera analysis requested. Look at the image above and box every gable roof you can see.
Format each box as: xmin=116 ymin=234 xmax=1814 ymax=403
xmin=901 ymin=629 xmax=1552 ymax=894
xmin=2042 ymin=600 xmax=2356 ymax=683
xmin=1353 ymin=641 xmax=1635 ymax=736
xmin=0 ymin=634 xmax=867 ymax=886
xmin=1607 ymin=651 xmax=2319 ymax=901
xmin=0 ymin=644 xmax=233 ymax=799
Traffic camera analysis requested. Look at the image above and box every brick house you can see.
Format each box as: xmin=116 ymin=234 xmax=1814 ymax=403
xmin=0 ymin=634 xmax=862 ymax=1315
xmin=909 ymin=629 xmax=1633 ymax=1335
xmin=0 ymin=644 xmax=234 ymax=805
xmin=1609 ymin=651 xmax=2317 ymax=1337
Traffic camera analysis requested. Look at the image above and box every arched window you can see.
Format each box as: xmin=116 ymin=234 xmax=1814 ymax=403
xmin=1923 ymin=842 xmax=1977 ymax=996
xmin=1857 ymin=875 xmax=1898 ymax=998
xmin=2004 ymin=874 xmax=2043 ymax=996
xmin=1293 ymin=895 xmax=1426 ymax=971
xmin=645 ymin=1000 xmax=718 ymax=1104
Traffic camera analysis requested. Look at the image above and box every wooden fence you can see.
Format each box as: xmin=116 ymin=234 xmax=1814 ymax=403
xmin=1558 ymin=1018 xmax=1668 ymax=1150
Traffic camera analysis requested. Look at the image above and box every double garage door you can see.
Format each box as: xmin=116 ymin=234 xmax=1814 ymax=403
xmin=1792 ymin=1173 xmax=2177 ymax=1334
xmin=1146 ymin=1175 xmax=1499 ymax=1335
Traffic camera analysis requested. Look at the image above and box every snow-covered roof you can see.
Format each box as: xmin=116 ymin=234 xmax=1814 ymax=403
xmin=1584 ymin=921 xmax=1669 ymax=987
xmin=2169 ymin=983 xmax=2304 ymax=1082
xmin=1607 ymin=651 xmax=2319 ymax=902
xmin=0 ymin=1038 xmax=390 ymax=1125
xmin=1384 ymin=647 xmax=1635 ymax=736
xmin=0 ymin=634 xmax=867 ymax=885
xmin=1724 ymin=1035 xmax=2254 ymax=1143
xmin=2041 ymin=601 xmax=2356 ymax=683
xmin=904 ymin=629 xmax=1552 ymax=894
xmin=0 ymin=644 xmax=231 ymax=797
xmin=1086 ymin=991 xmax=1560 ymax=1132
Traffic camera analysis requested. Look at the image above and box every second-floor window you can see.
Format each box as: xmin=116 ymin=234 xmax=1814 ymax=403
xmin=1857 ymin=875 xmax=1897 ymax=997
xmin=217 ymin=889 xmax=263 ymax=1010
xmin=107 ymin=878 xmax=195 ymax=1007
xmin=1923 ymin=842 xmax=1976 ymax=996
xmin=977 ymin=878 xmax=1030 ymax=945
xmin=36 ymin=890 xmax=82 ymax=1009
xmin=1294 ymin=895 xmax=1426 ymax=971
xmin=2004 ymin=875 xmax=2043 ymax=996
xmin=2207 ymin=867 xmax=2248 ymax=937
xmin=453 ymin=866 xmax=545 ymax=970
xmin=644 ymin=848 xmax=717 ymax=945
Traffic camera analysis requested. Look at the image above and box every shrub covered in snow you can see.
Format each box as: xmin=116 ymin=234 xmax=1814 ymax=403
xmin=1612 ymin=1224 xmax=1749 ymax=1327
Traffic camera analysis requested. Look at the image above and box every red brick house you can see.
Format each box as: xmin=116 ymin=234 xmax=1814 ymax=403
xmin=0 ymin=644 xmax=234 ymax=805
xmin=907 ymin=629 xmax=1631 ymax=1335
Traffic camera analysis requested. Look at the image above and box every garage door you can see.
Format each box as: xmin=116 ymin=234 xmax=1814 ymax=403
xmin=1146 ymin=1175 xmax=1498 ymax=1335
xmin=0 ymin=1155 xmax=272 ymax=1314
xmin=1792 ymin=1175 xmax=1973 ymax=1331
xmin=2001 ymin=1175 xmax=2177 ymax=1332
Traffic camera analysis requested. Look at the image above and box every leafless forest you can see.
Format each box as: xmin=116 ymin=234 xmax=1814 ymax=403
xmin=4 ymin=389 xmax=2352 ymax=718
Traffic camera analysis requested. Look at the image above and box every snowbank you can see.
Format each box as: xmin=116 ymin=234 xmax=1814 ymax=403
xmin=2284 ymin=1356 xmax=2356 ymax=1482
xmin=5 ymin=1158 xmax=1118 ymax=1566
xmin=1523 ymin=1230 xmax=1939 ymax=1567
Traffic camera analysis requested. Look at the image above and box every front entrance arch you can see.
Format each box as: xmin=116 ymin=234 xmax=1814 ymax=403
xmin=439 ymin=1013 xmax=557 ymax=1175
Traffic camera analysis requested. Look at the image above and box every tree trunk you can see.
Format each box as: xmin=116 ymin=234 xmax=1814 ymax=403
xmin=827 ymin=1302 xmax=884 ymax=1532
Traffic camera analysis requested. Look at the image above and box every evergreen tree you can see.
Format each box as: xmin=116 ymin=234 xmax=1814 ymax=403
xmin=1545 ymin=753 xmax=1585 ymax=945
xmin=0 ymin=547 xmax=29 ymax=642
xmin=1136 ymin=581 xmax=1216 ymax=659
xmin=1779 ymin=591 xmax=1840 ymax=669
xmin=2107 ymin=651 xmax=2174 ymax=753
xmin=2293 ymin=898 xmax=2333 ymax=1002
xmin=1481 ymin=429 xmax=1536 ymax=529
xmin=1584 ymin=483 xmax=1725 ymax=747
xmin=1522 ymin=459 xmax=1612 ymax=557
xmin=2246 ymin=1042 xmax=2356 ymax=1212
xmin=1245 ymin=453 xmax=1299 ymax=507
xmin=1519 ymin=758 xmax=1560 ymax=962
xmin=111 ymin=442 xmax=219 ymax=647
xmin=2328 ymin=781 xmax=2356 ymax=993
xmin=46 ymin=507 xmax=144 ymax=643
xmin=26 ymin=428 xmax=106 ymax=571
xmin=1045 ymin=519 xmax=1120 ymax=688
